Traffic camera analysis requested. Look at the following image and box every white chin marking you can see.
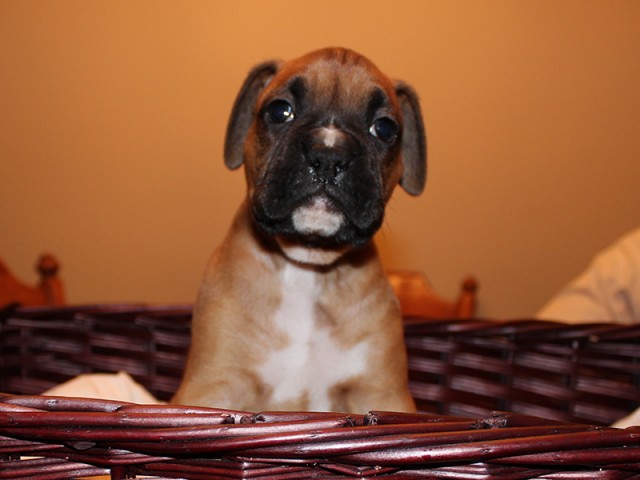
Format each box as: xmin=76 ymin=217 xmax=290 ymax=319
xmin=292 ymin=197 xmax=344 ymax=236
xmin=277 ymin=239 xmax=349 ymax=266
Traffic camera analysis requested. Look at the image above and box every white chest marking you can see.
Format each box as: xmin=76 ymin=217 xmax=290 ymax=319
xmin=258 ymin=263 xmax=369 ymax=411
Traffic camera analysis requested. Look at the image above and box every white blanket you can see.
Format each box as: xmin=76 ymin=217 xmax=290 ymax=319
xmin=43 ymin=371 xmax=161 ymax=404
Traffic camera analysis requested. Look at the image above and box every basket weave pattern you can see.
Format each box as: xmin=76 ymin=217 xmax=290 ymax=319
xmin=404 ymin=318 xmax=640 ymax=425
xmin=1 ymin=305 xmax=640 ymax=479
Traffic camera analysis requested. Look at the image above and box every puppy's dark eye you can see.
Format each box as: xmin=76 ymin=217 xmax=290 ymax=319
xmin=265 ymin=100 xmax=295 ymax=124
xmin=369 ymin=117 xmax=398 ymax=142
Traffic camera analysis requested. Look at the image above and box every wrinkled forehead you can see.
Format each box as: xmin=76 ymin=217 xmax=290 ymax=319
xmin=261 ymin=52 xmax=398 ymax=113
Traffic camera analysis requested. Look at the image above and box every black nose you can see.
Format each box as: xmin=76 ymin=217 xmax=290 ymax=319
xmin=307 ymin=147 xmax=350 ymax=184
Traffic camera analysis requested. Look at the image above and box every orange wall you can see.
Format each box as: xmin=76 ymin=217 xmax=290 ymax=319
xmin=1 ymin=0 xmax=639 ymax=317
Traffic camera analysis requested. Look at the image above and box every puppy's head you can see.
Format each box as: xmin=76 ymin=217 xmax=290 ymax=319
xmin=225 ymin=48 xmax=426 ymax=265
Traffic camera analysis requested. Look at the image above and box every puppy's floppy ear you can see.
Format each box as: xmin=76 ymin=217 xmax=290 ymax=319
xmin=224 ymin=60 xmax=281 ymax=170
xmin=395 ymin=82 xmax=427 ymax=196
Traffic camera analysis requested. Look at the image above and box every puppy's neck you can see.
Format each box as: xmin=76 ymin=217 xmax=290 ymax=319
xmin=275 ymin=237 xmax=349 ymax=266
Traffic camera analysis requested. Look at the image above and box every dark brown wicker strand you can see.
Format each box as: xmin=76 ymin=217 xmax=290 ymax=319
xmin=2 ymin=305 xmax=640 ymax=479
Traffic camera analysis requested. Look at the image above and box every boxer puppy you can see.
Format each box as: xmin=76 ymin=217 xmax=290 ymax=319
xmin=173 ymin=47 xmax=426 ymax=413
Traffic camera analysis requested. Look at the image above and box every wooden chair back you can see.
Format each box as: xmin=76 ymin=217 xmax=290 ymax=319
xmin=0 ymin=254 xmax=65 ymax=308
xmin=388 ymin=270 xmax=478 ymax=319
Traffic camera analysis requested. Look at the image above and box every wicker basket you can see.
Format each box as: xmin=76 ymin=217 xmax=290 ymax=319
xmin=1 ymin=305 xmax=640 ymax=479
